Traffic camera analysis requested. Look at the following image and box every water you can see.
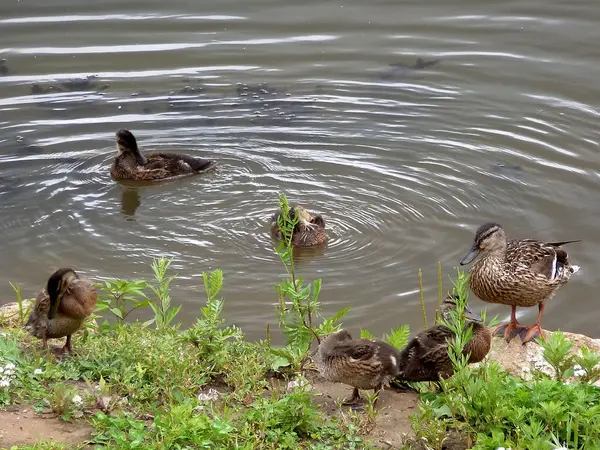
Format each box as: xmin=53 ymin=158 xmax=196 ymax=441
xmin=1 ymin=0 xmax=599 ymax=340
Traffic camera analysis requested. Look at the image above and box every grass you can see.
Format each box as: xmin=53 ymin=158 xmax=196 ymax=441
xmin=1 ymin=193 xmax=600 ymax=450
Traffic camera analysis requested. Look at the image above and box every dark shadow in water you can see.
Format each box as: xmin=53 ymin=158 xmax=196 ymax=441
xmin=378 ymin=57 xmax=440 ymax=80
xmin=120 ymin=187 xmax=141 ymax=220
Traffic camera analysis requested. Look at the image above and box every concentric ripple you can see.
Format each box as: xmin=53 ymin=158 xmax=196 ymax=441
xmin=1 ymin=0 xmax=599 ymax=338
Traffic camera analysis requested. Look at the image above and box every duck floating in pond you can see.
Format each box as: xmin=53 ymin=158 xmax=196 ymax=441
xmin=110 ymin=129 xmax=216 ymax=182
xmin=270 ymin=205 xmax=326 ymax=248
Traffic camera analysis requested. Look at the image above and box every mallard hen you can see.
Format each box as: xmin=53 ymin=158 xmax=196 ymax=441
xmin=110 ymin=129 xmax=216 ymax=182
xmin=314 ymin=329 xmax=401 ymax=407
xmin=460 ymin=222 xmax=580 ymax=344
xmin=395 ymin=295 xmax=491 ymax=383
xmin=25 ymin=268 xmax=97 ymax=353
xmin=270 ymin=205 xmax=327 ymax=248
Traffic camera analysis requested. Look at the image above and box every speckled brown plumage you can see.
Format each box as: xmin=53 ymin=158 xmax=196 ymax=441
xmin=460 ymin=222 xmax=580 ymax=343
xmin=395 ymin=296 xmax=492 ymax=382
xmin=314 ymin=329 xmax=401 ymax=407
xmin=110 ymin=129 xmax=216 ymax=182
xmin=270 ymin=205 xmax=327 ymax=248
xmin=25 ymin=268 xmax=97 ymax=353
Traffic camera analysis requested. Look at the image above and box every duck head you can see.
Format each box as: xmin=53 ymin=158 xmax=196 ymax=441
xmin=439 ymin=295 xmax=483 ymax=323
xmin=115 ymin=129 xmax=148 ymax=166
xmin=460 ymin=222 xmax=507 ymax=265
xmin=46 ymin=268 xmax=78 ymax=320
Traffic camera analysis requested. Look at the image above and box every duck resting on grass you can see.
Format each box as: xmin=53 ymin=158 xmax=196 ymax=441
xmin=269 ymin=205 xmax=327 ymax=248
xmin=25 ymin=268 xmax=97 ymax=353
xmin=394 ymin=295 xmax=492 ymax=385
xmin=313 ymin=329 xmax=401 ymax=408
xmin=460 ymin=222 xmax=580 ymax=344
xmin=110 ymin=129 xmax=217 ymax=182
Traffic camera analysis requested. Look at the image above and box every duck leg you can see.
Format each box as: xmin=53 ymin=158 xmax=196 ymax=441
xmin=342 ymin=387 xmax=362 ymax=406
xmin=491 ymin=305 xmax=525 ymax=342
xmin=62 ymin=335 xmax=73 ymax=353
xmin=520 ymin=301 xmax=546 ymax=344
xmin=41 ymin=328 xmax=48 ymax=350
xmin=371 ymin=383 xmax=383 ymax=408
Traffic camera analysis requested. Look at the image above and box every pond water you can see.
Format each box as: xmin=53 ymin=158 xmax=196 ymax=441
xmin=1 ymin=0 xmax=599 ymax=340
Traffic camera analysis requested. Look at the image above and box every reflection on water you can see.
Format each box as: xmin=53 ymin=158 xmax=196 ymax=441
xmin=120 ymin=187 xmax=141 ymax=219
xmin=0 ymin=0 xmax=599 ymax=339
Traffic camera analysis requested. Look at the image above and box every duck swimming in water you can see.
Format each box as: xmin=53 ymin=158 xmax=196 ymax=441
xmin=460 ymin=222 xmax=580 ymax=344
xmin=25 ymin=268 xmax=97 ymax=353
xmin=110 ymin=129 xmax=216 ymax=182
xmin=269 ymin=205 xmax=327 ymax=248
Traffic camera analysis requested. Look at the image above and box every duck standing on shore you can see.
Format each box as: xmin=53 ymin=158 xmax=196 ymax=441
xmin=270 ymin=205 xmax=327 ymax=248
xmin=460 ymin=222 xmax=580 ymax=344
xmin=110 ymin=129 xmax=217 ymax=182
xmin=25 ymin=268 xmax=97 ymax=353
xmin=313 ymin=329 xmax=401 ymax=408
xmin=395 ymin=295 xmax=491 ymax=383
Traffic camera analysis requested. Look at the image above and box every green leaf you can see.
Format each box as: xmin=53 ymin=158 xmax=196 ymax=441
xmin=271 ymin=356 xmax=291 ymax=371
xmin=110 ymin=307 xmax=124 ymax=319
xmin=360 ymin=329 xmax=376 ymax=340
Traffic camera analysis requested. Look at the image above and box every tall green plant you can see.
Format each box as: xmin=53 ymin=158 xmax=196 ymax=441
xmin=148 ymin=257 xmax=181 ymax=331
xmin=271 ymin=193 xmax=348 ymax=371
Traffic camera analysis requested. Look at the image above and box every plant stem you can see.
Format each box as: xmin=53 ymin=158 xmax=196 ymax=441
xmin=418 ymin=268 xmax=427 ymax=329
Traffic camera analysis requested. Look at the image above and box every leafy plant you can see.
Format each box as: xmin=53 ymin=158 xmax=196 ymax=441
xmin=180 ymin=269 xmax=243 ymax=363
xmin=271 ymin=193 xmax=349 ymax=371
xmin=539 ymin=330 xmax=575 ymax=382
xmin=95 ymin=279 xmax=150 ymax=326
xmin=574 ymin=345 xmax=600 ymax=384
xmin=148 ymin=256 xmax=181 ymax=332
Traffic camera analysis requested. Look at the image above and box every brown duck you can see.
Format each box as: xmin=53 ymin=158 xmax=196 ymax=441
xmin=25 ymin=268 xmax=97 ymax=353
xmin=110 ymin=129 xmax=216 ymax=182
xmin=395 ymin=296 xmax=491 ymax=383
xmin=270 ymin=205 xmax=327 ymax=248
xmin=460 ymin=222 xmax=580 ymax=344
xmin=314 ymin=329 xmax=401 ymax=408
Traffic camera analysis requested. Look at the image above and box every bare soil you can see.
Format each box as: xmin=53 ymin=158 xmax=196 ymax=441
xmin=0 ymin=407 xmax=93 ymax=449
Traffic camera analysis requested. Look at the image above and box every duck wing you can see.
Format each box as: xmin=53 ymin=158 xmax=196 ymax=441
xmin=146 ymin=152 xmax=216 ymax=173
xmin=507 ymin=239 xmax=579 ymax=280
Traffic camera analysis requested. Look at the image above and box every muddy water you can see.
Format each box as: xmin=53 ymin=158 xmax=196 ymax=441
xmin=1 ymin=0 xmax=599 ymax=340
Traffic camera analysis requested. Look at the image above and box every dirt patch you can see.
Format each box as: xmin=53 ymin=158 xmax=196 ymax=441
xmin=304 ymin=371 xmax=420 ymax=448
xmin=0 ymin=407 xmax=93 ymax=449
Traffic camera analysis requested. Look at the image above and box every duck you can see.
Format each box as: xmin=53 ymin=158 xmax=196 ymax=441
xmin=459 ymin=222 xmax=580 ymax=344
xmin=110 ymin=129 xmax=216 ymax=182
xmin=269 ymin=205 xmax=327 ymax=248
xmin=25 ymin=268 xmax=97 ymax=353
xmin=313 ymin=329 xmax=401 ymax=408
xmin=395 ymin=295 xmax=492 ymax=383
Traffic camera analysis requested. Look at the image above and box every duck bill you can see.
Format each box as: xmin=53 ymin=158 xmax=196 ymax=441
xmin=464 ymin=306 xmax=483 ymax=323
xmin=460 ymin=243 xmax=480 ymax=265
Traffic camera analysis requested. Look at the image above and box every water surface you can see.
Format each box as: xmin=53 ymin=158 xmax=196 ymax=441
xmin=1 ymin=0 xmax=599 ymax=339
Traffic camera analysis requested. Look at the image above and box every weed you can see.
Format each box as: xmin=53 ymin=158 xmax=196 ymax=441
xmin=271 ymin=193 xmax=348 ymax=372
xmin=148 ymin=256 xmax=181 ymax=332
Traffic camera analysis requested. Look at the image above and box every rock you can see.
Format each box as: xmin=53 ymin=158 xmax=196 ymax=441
xmin=0 ymin=300 xmax=35 ymax=328
xmin=486 ymin=331 xmax=600 ymax=385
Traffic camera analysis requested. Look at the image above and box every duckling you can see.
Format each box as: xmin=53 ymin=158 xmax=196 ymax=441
xmin=270 ymin=205 xmax=327 ymax=248
xmin=110 ymin=129 xmax=216 ymax=182
xmin=460 ymin=222 xmax=580 ymax=344
xmin=314 ymin=329 xmax=401 ymax=407
xmin=25 ymin=268 xmax=97 ymax=353
xmin=395 ymin=296 xmax=492 ymax=383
